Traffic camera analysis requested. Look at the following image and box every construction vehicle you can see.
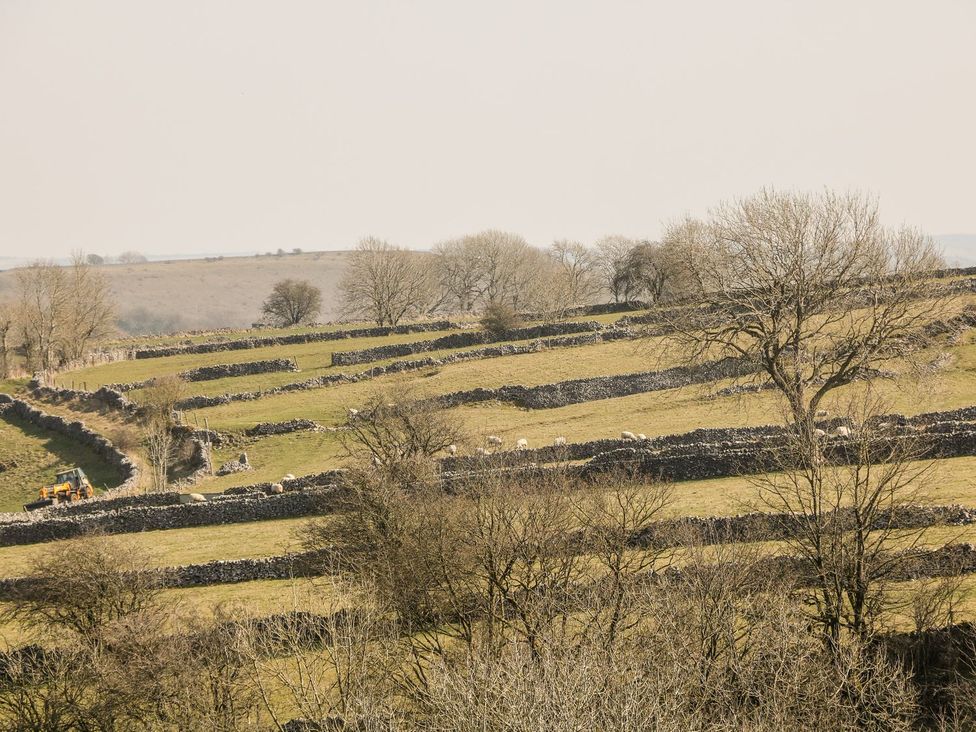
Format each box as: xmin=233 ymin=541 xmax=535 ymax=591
xmin=24 ymin=467 xmax=94 ymax=511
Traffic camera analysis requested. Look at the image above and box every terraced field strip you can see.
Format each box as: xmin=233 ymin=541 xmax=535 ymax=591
xmin=66 ymin=326 xmax=466 ymax=390
xmin=187 ymin=336 xmax=675 ymax=431
xmin=0 ymin=410 xmax=126 ymax=513
xmin=0 ymin=516 xmax=317 ymax=578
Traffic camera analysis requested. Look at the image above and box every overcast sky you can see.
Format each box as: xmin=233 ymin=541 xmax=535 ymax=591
xmin=1 ymin=0 xmax=974 ymax=259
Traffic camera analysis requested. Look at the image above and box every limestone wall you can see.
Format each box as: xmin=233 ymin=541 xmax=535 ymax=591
xmin=0 ymin=489 xmax=338 ymax=547
xmin=430 ymin=357 xmax=759 ymax=410
xmin=133 ymin=320 xmax=460 ymax=359
xmin=330 ymin=320 xmax=605 ymax=366
xmin=176 ymin=328 xmax=634 ymax=411
xmin=108 ymin=358 xmax=299 ymax=392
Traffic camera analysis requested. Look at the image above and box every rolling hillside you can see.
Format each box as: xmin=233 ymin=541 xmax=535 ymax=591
xmin=0 ymin=250 xmax=354 ymax=333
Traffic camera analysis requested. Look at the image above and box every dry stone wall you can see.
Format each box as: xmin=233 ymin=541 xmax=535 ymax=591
xmin=133 ymin=320 xmax=459 ymax=359
xmin=108 ymin=358 xmax=299 ymax=392
xmin=330 ymin=320 xmax=605 ymax=366
xmin=28 ymin=381 xmax=139 ymax=416
xmin=630 ymin=504 xmax=976 ymax=549
xmin=176 ymin=328 xmax=635 ymax=411
xmin=245 ymin=419 xmax=321 ymax=437
xmin=431 ymin=357 xmax=759 ymax=410
xmin=0 ymin=489 xmax=339 ymax=547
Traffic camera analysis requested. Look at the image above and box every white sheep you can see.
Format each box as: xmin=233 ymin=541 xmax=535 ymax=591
xmin=621 ymin=431 xmax=637 ymax=441
xmin=553 ymin=436 xmax=567 ymax=446
xmin=832 ymin=425 xmax=851 ymax=438
xmin=282 ymin=473 xmax=295 ymax=481
xmin=188 ymin=493 xmax=206 ymax=503
xmin=515 ymin=438 xmax=529 ymax=450
xmin=445 ymin=444 xmax=458 ymax=455
xmin=475 ymin=447 xmax=488 ymax=456
xmin=347 ymin=408 xmax=359 ymax=418
xmin=270 ymin=483 xmax=284 ymax=494
xmin=813 ymin=428 xmax=827 ymax=438
xmin=637 ymin=433 xmax=647 ymax=441
xmin=486 ymin=435 xmax=503 ymax=446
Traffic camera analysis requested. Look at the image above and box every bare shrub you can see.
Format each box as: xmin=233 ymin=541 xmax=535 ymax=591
xmin=140 ymin=375 xmax=186 ymax=492
xmin=479 ymin=301 xmax=522 ymax=337
xmin=756 ymin=391 xmax=936 ymax=647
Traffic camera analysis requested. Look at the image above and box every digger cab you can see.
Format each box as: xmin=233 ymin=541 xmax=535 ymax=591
xmin=54 ymin=467 xmax=89 ymax=490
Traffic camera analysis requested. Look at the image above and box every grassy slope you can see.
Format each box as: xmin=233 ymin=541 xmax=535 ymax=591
xmin=0 ymin=412 xmax=124 ymax=513
xmin=67 ymin=327 xmax=463 ymax=388
xmin=0 ymin=251 xmax=353 ymax=332
xmin=188 ymin=336 xmax=674 ymax=431
xmin=0 ymin=516 xmax=316 ymax=578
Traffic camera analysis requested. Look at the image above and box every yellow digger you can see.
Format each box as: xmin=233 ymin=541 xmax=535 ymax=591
xmin=24 ymin=467 xmax=94 ymax=511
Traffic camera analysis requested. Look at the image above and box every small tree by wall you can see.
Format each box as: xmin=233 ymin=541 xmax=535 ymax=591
xmin=140 ymin=375 xmax=186 ymax=492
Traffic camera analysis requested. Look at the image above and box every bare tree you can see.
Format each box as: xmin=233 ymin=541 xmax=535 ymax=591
xmin=341 ymin=391 xmax=462 ymax=476
xmin=466 ymin=230 xmax=547 ymax=311
xmin=432 ymin=237 xmax=485 ymax=312
xmin=13 ymin=256 xmax=114 ymax=370
xmin=116 ymin=250 xmax=148 ymax=264
xmin=548 ymin=240 xmax=601 ymax=308
xmin=0 ymin=302 xmax=15 ymax=378
xmin=340 ymin=237 xmax=436 ymax=326
xmin=756 ymin=393 xmax=936 ymax=648
xmin=15 ymin=261 xmax=69 ymax=371
xmin=594 ymin=235 xmax=638 ymax=303
xmin=664 ymin=189 xmax=948 ymax=429
xmin=140 ymin=375 xmax=186 ymax=492
xmin=620 ymin=239 xmax=691 ymax=304
xmin=261 ymin=278 xmax=323 ymax=326
xmin=58 ymin=252 xmax=115 ymax=363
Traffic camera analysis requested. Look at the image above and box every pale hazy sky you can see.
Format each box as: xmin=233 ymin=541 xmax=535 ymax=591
xmin=1 ymin=0 xmax=974 ymax=259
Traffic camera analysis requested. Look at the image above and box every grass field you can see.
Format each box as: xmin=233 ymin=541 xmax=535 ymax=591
xmin=0 ymin=411 xmax=124 ymax=513
xmin=0 ymin=516 xmax=316 ymax=578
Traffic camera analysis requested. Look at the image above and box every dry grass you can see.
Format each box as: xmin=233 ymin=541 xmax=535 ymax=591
xmin=0 ymin=250 xmax=353 ymax=332
xmin=0 ymin=411 xmax=125 ymax=513
xmin=0 ymin=516 xmax=317 ymax=578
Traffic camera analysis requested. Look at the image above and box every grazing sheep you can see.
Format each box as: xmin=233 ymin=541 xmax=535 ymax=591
xmin=832 ymin=425 xmax=850 ymax=437
xmin=813 ymin=428 xmax=827 ymax=438
xmin=515 ymin=438 xmax=529 ymax=450
xmin=282 ymin=473 xmax=295 ymax=481
xmin=188 ymin=493 xmax=206 ymax=503
xmin=371 ymin=455 xmax=382 ymax=467
xmin=475 ymin=447 xmax=488 ymax=456
xmin=347 ymin=408 xmax=359 ymax=418
xmin=637 ymin=433 xmax=647 ymax=441
xmin=553 ymin=436 xmax=567 ymax=446
xmin=445 ymin=444 xmax=458 ymax=455
xmin=487 ymin=435 xmax=503 ymax=446
xmin=270 ymin=483 xmax=284 ymax=494
xmin=621 ymin=431 xmax=637 ymax=441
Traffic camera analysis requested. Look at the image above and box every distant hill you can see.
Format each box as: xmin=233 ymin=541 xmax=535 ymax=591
xmin=936 ymin=235 xmax=976 ymax=266
xmin=0 ymin=251 xmax=352 ymax=334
